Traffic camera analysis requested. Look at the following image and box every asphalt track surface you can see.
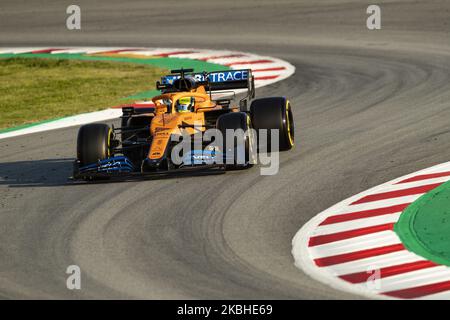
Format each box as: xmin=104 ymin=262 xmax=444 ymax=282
xmin=1 ymin=0 xmax=450 ymax=299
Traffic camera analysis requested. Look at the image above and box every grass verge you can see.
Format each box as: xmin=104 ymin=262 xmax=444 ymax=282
xmin=0 ymin=57 xmax=166 ymax=130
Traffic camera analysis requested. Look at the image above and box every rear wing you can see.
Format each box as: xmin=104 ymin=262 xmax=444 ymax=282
xmin=156 ymin=69 xmax=255 ymax=103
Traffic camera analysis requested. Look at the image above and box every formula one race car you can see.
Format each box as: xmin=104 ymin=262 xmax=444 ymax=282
xmin=73 ymin=68 xmax=294 ymax=180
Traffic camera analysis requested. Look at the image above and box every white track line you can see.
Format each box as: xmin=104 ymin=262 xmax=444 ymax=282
xmin=342 ymin=194 xmax=423 ymax=211
xmin=328 ymin=251 xmax=426 ymax=276
xmin=312 ymin=213 xmax=402 ymax=236
xmin=417 ymin=290 xmax=450 ymax=300
xmin=357 ymin=176 xmax=450 ymax=193
xmin=379 ymin=267 xmax=450 ymax=293
xmin=0 ymin=109 xmax=123 ymax=139
xmin=309 ymin=232 xmax=402 ymax=259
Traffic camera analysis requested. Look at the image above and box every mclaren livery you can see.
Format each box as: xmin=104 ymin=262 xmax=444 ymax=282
xmin=73 ymin=68 xmax=295 ymax=180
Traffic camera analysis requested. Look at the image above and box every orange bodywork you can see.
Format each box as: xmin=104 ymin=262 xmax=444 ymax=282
xmin=148 ymin=85 xmax=237 ymax=160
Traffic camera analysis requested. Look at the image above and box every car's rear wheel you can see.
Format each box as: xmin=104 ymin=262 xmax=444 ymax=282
xmin=216 ymin=112 xmax=255 ymax=170
xmin=77 ymin=123 xmax=113 ymax=166
xmin=250 ymin=97 xmax=295 ymax=152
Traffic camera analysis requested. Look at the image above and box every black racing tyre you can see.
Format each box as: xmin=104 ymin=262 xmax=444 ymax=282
xmin=216 ymin=112 xmax=256 ymax=169
xmin=77 ymin=123 xmax=113 ymax=166
xmin=250 ymin=97 xmax=295 ymax=152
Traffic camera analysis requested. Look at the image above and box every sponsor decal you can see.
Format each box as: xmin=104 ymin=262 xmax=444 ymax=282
xmin=162 ymin=70 xmax=249 ymax=85
xmin=182 ymin=149 xmax=218 ymax=165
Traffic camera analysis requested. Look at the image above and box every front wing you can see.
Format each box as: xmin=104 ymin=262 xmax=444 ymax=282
xmin=72 ymin=155 xmax=226 ymax=181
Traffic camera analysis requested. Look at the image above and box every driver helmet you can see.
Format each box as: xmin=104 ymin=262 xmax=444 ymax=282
xmin=176 ymin=96 xmax=195 ymax=113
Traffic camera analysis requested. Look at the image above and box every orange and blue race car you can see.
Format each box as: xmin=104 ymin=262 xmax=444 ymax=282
xmin=73 ymin=68 xmax=295 ymax=180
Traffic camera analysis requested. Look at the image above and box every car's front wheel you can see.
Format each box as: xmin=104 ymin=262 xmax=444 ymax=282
xmin=77 ymin=123 xmax=113 ymax=166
